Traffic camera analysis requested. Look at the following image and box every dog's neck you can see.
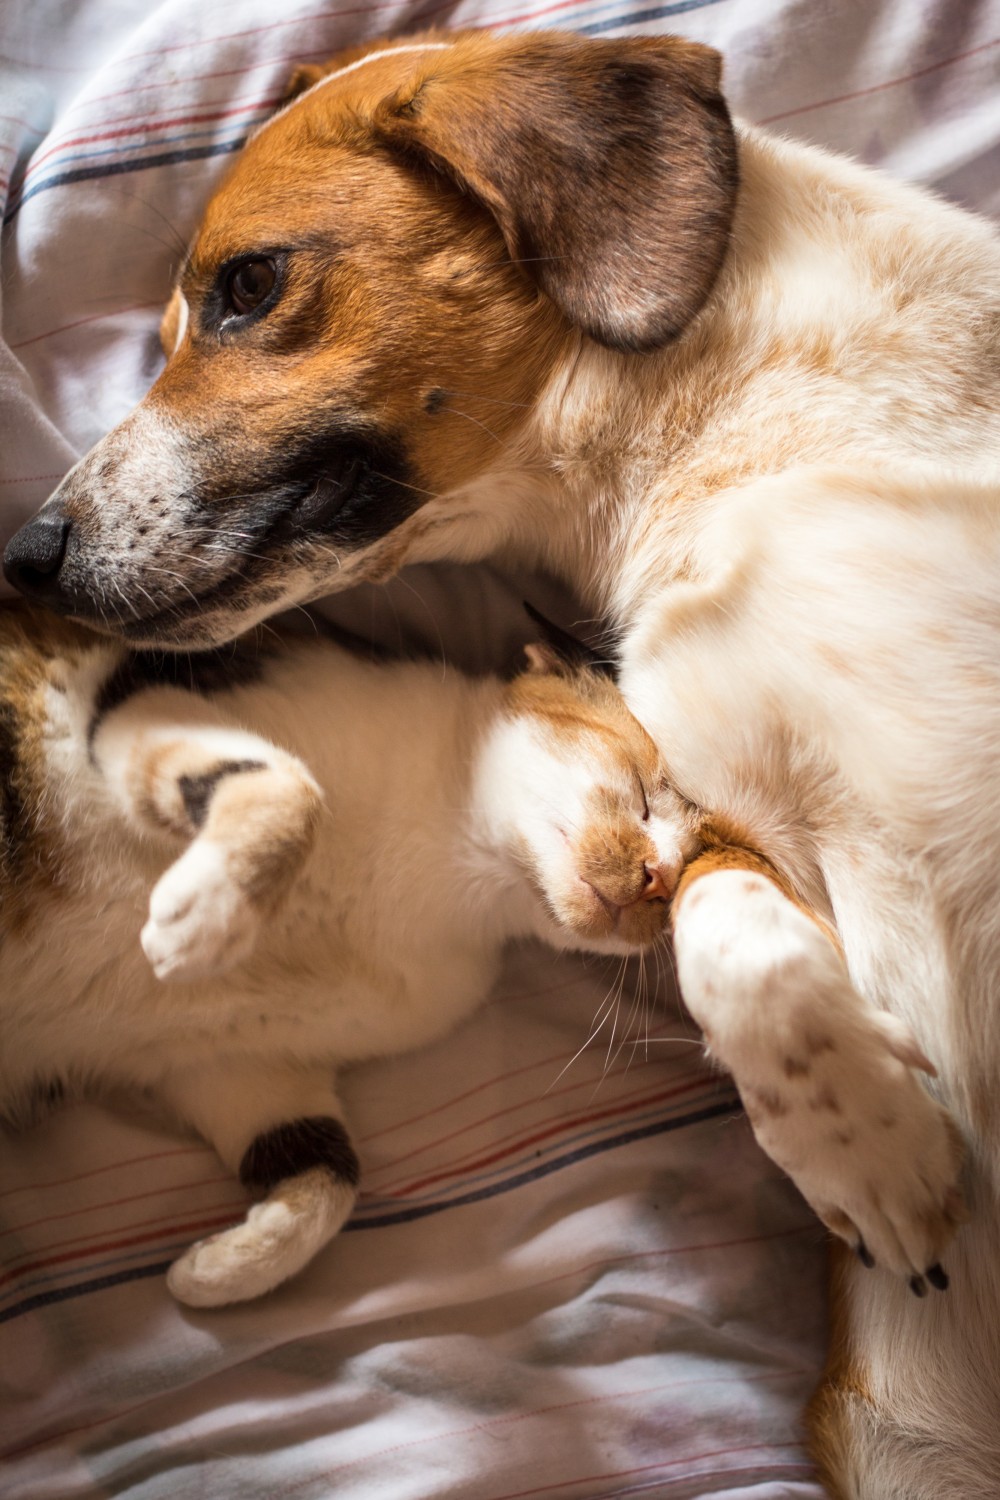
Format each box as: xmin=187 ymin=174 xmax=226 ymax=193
xmin=417 ymin=125 xmax=1000 ymax=636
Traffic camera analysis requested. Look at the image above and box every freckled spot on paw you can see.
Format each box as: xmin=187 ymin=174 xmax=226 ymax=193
xmin=834 ymin=1128 xmax=855 ymax=1147
xmin=755 ymin=1087 xmax=788 ymax=1117
xmin=742 ymin=878 xmax=765 ymax=895
xmin=804 ymin=1031 xmax=835 ymax=1057
xmin=783 ymin=1055 xmax=810 ymax=1079
xmin=879 ymin=1113 xmax=897 ymax=1129
xmin=807 ymin=1085 xmax=841 ymax=1113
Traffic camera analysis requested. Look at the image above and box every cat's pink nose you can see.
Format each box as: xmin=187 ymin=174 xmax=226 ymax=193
xmin=641 ymin=862 xmax=678 ymax=902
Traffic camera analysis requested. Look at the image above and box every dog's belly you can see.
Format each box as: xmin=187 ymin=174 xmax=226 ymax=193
xmin=620 ymin=464 xmax=1000 ymax=1122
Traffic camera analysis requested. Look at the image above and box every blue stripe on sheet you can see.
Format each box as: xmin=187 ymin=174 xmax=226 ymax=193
xmin=3 ymin=138 xmax=247 ymax=222
xmin=360 ymin=1085 xmax=735 ymax=1210
xmin=345 ymin=1099 xmax=736 ymax=1225
xmin=0 ymin=1259 xmax=174 ymax=1325
xmin=0 ymin=1099 xmax=736 ymax=1325
xmin=17 ymin=117 xmax=261 ymax=184
xmin=577 ymin=0 xmax=725 ymax=34
xmin=3 ymin=0 xmax=731 ymax=222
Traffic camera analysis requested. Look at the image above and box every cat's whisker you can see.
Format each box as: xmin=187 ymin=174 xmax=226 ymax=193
xmin=545 ymin=961 xmax=625 ymax=1092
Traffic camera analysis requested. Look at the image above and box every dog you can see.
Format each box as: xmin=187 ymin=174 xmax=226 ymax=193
xmin=5 ymin=28 xmax=1000 ymax=1497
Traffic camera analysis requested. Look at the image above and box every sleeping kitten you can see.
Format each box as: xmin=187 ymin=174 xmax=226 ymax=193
xmin=0 ymin=603 xmax=699 ymax=1308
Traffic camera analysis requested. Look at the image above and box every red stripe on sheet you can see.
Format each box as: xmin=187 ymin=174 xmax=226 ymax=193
xmin=20 ymin=96 xmax=281 ymax=184
xmin=481 ymin=0 xmax=610 ymax=27
xmin=485 ymin=1446 xmax=812 ymax=1500
xmin=506 ymin=1221 xmax=819 ymax=1301
xmin=361 ymin=1010 xmax=701 ymax=1148
xmin=0 ymin=4 xmax=404 ymax=74
xmin=0 ymin=474 xmax=66 ymax=486
xmin=0 ymin=1173 xmax=232 ymax=1239
xmin=272 ymin=1388 xmax=811 ymax=1496
xmin=0 ymin=1208 xmax=244 ymax=1293
xmin=0 ymin=1196 xmax=246 ymax=1279
xmin=10 ymin=301 xmax=162 ymax=350
xmin=0 ymin=112 xmax=42 ymax=131
xmin=758 ymin=36 xmax=1000 ymax=125
xmin=83 ymin=50 xmax=337 ymax=109
xmin=380 ymin=1077 xmax=709 ymax=1197
xmin=368 ymin=1058 xmax=710 ymax=1183
xmin=97 ymin=0 xmax=469 ymax=70
xmin=0 ymin=1144 xmax=206 ymax=1199
xmin=0 ymin=1356 xmax=807 ymax=1466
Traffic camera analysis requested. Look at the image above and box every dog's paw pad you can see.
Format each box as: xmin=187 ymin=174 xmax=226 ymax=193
xmin=750 ymin=1025 xmax=965 ymax=1283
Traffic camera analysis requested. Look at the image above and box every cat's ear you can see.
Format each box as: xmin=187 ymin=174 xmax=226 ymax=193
xmin=523 ymin=602 xmax=617 ymax=680
xmin=524 ymin=641 xmax=564 ymax=675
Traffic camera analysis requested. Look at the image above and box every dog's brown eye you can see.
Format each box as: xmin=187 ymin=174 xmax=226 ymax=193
xmin=226 ymin=257 xmax=276 ymax=317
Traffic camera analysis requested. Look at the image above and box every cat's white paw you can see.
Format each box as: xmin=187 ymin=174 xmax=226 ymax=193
xmin=166 ymin=1168 xmax=355 ymax=1307
xmin=143 ymin=841 xmax=260 ymax=982
xmin=742 ymin=1012 xmax=965 ymax=1286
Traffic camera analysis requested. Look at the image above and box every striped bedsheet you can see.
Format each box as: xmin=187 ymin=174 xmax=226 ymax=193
xmin=1 ymin=1 xmax=998 ymax=1497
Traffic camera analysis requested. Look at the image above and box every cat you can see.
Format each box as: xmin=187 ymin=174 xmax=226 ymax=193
xmin=0 ymin=601 xmax=700 ymax=1308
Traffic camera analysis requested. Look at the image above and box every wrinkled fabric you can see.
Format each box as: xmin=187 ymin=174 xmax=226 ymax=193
xmin=1 ymin=2 xmax=998 ymax=1496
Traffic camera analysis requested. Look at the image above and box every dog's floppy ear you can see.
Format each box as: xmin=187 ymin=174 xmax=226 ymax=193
xmin=372 ymin=32 xmax=738 ymax=353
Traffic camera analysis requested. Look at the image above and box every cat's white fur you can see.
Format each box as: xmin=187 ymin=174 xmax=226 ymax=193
xmin=2 ymin=631 xmax=700 ymax=1307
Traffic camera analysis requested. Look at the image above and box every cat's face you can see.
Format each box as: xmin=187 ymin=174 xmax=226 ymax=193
xmin=488 ymin=651 xmax=702 ymax=953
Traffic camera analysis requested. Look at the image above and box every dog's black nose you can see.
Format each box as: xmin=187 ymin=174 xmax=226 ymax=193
xmin=3 ymin=511 xmax=72 ymax=602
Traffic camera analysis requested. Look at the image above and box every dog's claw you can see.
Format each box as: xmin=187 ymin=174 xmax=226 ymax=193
xmin=909 ymin=1274 xmax=928 ymax=1297
xmin=925 ymin=1262 xmax=949 ymax=1292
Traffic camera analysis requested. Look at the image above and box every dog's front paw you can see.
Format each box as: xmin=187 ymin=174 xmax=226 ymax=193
xmin=744 ymin=1009 xmax=966 ymax=1290
xmin=142 ymin=841 xmax=260 ymax=982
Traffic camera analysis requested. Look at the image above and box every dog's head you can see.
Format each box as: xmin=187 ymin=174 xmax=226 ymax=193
xmin=3 ymin=30 xmax=737 ymax=647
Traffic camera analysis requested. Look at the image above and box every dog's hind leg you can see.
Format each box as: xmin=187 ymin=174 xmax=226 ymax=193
xmin=810 ymin=1209 xmax=1000 ymax=1499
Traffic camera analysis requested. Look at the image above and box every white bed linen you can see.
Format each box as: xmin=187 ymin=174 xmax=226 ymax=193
xmin=1 ymin=2 xmax=998 ymax=1496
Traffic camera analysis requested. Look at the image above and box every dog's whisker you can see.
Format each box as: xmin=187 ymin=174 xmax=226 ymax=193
xmin=437 ymin=407 xmax=505 ymax=445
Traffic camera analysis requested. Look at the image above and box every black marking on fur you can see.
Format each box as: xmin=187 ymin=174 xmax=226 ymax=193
xmin=241 ymin=426 xmax=418 ymax=554
xmin=926 ymin=1262 xmax=949 ymax=1292
xmin=3 ymin=1075 xmax=67 ymax=1130
xmin=424 ymin=387 xmax=446 ymax=414
xmin=179 ymin=759 xmax=267 ymax=829
xmin=88 ymin=641 xmax=266 ymax=753
xmin=239 ymin=1116 xmax=360 ymax=1194
xmin=0 ymin=698 xmax=26 ymax=875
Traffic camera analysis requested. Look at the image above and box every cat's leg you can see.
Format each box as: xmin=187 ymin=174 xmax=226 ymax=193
xmin=92 ymin=688 xmax=322 ymax=980
xmin=671 ymin=853 xmax=965 ymax=1287
xmin=158 ymin=1059 xmax=358 ymax=1308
